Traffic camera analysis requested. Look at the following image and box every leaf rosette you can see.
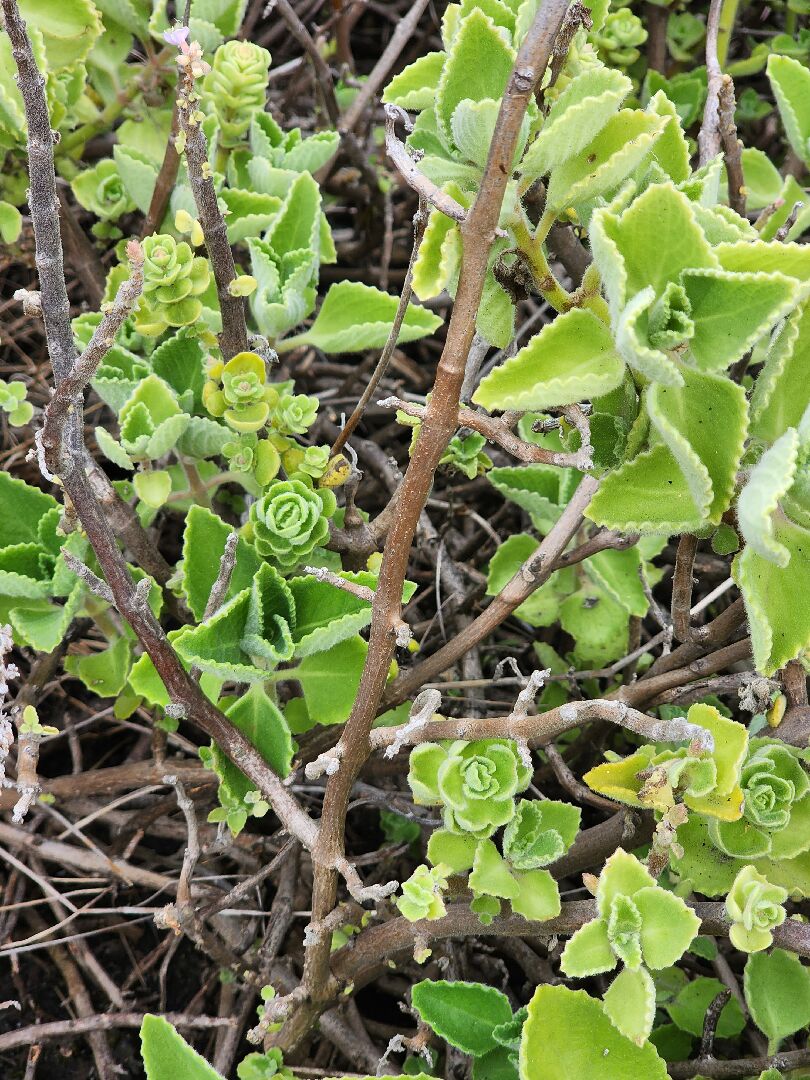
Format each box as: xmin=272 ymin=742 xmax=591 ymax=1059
xmin=205 ymin=40 xmax=272 ymax=147
xmin=408 ymin=738 xmax=531 ymax=838
xmin=708 ymin=739 xmax=810 ymax=860
xmin=270 ymin=392 xmax=318 ymax=436
xmin=135 ymin=234 xmax=211 ymax=337
xmin=203 ymin=352 xmax=278 ymax=433
xmin=396 ymin=863 xmax=450 ymax=922
xmin=560 ymin=850 xmax=700 ymax=976
xmin=246 ymin=478 xmax=336 ymax=572
xmin=726 ymin=866 xmax=788 ymax=953
xmin=71 ymin=158 xmax=135 ymax=221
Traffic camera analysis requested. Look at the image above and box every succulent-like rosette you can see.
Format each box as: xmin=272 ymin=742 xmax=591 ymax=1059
xmin=134 ymin=234 xmax=210 ymax=336
xmin=560 ymin=850 xmax=700 ymax=977
xmin=70 ymin=158 xmax=135 ymax=221
xmin=725 ymin=866 xmax=788 ymax=952
xmin=592 ymin=9 xmax=648 ymax=67
xmin=203 ymin=352 xmax=278 ymax=433
xmin=708 ymin=739 xmax=810 ymax=859
xmin=408 ymin=739 xmax=532 ymax=837
xmin=439 ymin=433 xmax=493 ymax=479
xmin=222 ymin=434 xmax=281 ymax=486
xmin=282 ymin=444 xmax=330 ymax=482
xmin=270 ymin=392 xmax=318 ymax=436
xmin=205 ymin=40 xmax=272 ymax=146
xmin=247 ymin=478 xmax=336 ymax=571
xmin=396 ymin=863 xmax=450 ymax=922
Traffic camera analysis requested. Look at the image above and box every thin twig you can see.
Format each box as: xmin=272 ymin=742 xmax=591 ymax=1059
xmin=379 ymin=395 xmax=591 ymax=468
xmin=175 ymin=52 xmax=248 ymax=360
xmin=41 ymin=243 xmax=144 ymax=464
xmin=0 ymin=1012 xmax=234 ymax=1053
xmin=384 ymin=106 xmax=468 ymax=224
xmin=671 ymin=533 xmax=698 ymax=642
xmin=718 ymin=76 xmax=745 ymax=216
xmin=700 ymin=988 xmax=732 ymax=1060
xmin=331 ymin=198 xmax=429 ymax=457
xmin=699 ymin=0 xmax=724 ymax=165
xmin=339 ymin=0 xmax=432 ymax=134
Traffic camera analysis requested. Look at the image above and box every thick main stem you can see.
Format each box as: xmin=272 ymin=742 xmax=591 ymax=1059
xmin=274 ymin=0 xmax=572 ymax=1050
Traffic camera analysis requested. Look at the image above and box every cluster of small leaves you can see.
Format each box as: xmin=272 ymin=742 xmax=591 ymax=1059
xmin=398 ymin=738 xmax=580 ymax=925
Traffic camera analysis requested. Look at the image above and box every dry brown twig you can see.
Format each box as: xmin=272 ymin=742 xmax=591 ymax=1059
xmin=174 ymin=45 xmax=249 ymax=361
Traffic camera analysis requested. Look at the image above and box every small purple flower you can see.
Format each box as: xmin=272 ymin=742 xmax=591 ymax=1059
xmin=163 ymin=24 xmax=190 ymax=49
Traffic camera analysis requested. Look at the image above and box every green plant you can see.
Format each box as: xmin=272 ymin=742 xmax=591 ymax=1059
xmin=3 ymin=1 xmax=810 ymax=1077
xmin=726 ymin=866 xmax=788 ymax=952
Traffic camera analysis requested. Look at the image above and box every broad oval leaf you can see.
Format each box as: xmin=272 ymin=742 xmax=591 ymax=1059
xmin=473 ymin=308 xmax=624 ymax=413
xmin=412 ymin=979 xmax=513 ymax=1057
xmin=519 ymin=985 xmax=667 ymax=1079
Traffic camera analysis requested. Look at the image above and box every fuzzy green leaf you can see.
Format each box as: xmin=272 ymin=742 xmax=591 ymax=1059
xmin=738 ymin=428 xmax=799 ymax=568
xmin=520 ymin=66 xmax=630 ymax=181
xmin=112 ymin=145 xmax=159 ymax=216
xmin=682 ymin=268 xmax=798 ymax=373
xmin=411 ymin=198 xmax=463 ymax=301
xmin=287 ymin=571 xmax=374 ymax=656
xmin=426 ymin=828 xmax=479 ymax=873
xmin=474 ymin=308 xmax=624 ymax=413
xmin=10 ymin=581 xmax=84 ymax=654
xmin=470 ymin=838 xmax=519 ymax=900
xmin=648 ymin=368 xmax=748 ymax=526
xmin=591 ymin=181 xmax=717 ymax=322
xmin=735 ymin=516 xmax=810 ymax=675
xmin=586 ymin=444 xmax=704 ymax=533
xmin=412 ymin=980 xmax=513 ymax=1057
xmin=559 ymin=918 xmax=616 ymax=977
xmin=283 ymin=636 xmax=368 ymax=726
xmin=767 ymin=54 xmax=810 ymax=166
xmin=383 ymin=52 xmax=446 ymax=110
xmin=241 ymin=562 xmax=296 ymax=666
xmin=602 ymin=967 xmax=656 ymax=1046
xmin=519 ymin=986 xmax=667 ymax=1080
xmin=64 ymin=637 xmax=131 ymax=699
xmin=744 ymin=950 xmax=810 ymax=1047
xmin=510 ymin=867 xmax=561 ymax=921
xmin=0 ymin=472 xmax=58 ymax=548
xmin=282 ymin=282 xmax=441 ymax=353
xmin=545 ymin=111 xmax=665 ymax=214
xmin=633 ymin=886 xmax=700 ymax=969
xmin=435 ymin=9 xmax=515 ymax=146
xmin=182 ymin=506 xmax=262 ymax=622
xmin=214 ymin=683 xmax=294 ymax=795
xmin=140 ymin=1015 xmax=223 ymax=1080
xmin=751 ymin=302 xmax=810 ymax=443
xmin=584 ymin=546 xmax=649 ymax=619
